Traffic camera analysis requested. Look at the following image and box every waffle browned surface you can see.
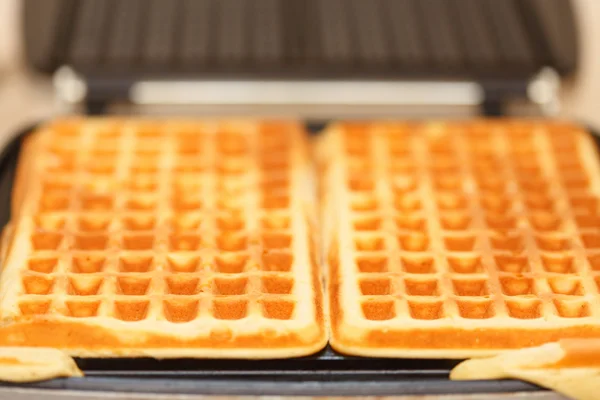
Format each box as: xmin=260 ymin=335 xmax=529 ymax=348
xmin=322 ymin=120 xmax=600 ymax=358
xmin=0 ymin=118 xmax=326 ymax=358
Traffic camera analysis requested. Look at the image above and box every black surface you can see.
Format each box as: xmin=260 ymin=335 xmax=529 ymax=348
xmin=24 ymin=0 xmax=578 ymax=79
xmin=0 ymin=123 xmax=549 ymax=395
xmin=3 ymin=377 xmax=542 ymax=397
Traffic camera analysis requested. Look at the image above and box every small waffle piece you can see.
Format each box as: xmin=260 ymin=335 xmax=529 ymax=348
xmin=322 ymin=120 xmax=600 ymax=358
xmin=0 ymin=118 xmax=326 ymax=358
xmin=0 ymin=347 xmax=82 ymax=382
xmin=451 ymin=339 xmax=600 ymax=400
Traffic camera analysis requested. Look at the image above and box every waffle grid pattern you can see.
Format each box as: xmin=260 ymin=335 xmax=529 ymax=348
xmin=325 ymin=121 xmax=600 ymax=357
xmin=0 ymin=119 xmax=325 ymax=358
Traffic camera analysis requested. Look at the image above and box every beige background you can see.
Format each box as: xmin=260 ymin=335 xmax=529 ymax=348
xmin=0 ymin=0 xmax=597 ymax=144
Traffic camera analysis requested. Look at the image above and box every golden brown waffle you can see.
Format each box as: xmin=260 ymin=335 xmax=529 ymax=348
xmin=322 ymin=120 xmax=600 ymax=358
xmin=0 ymin=118 xmax=326 ymax=358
